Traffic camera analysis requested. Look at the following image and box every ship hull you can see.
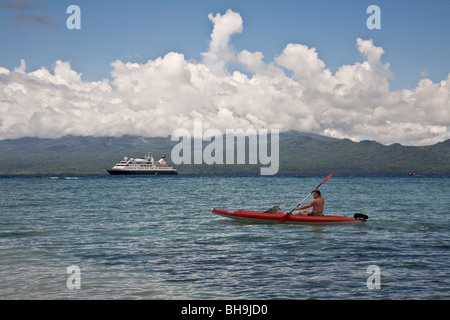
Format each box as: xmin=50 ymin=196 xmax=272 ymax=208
xmin=106 ymin=169 xmax=178 ymax=175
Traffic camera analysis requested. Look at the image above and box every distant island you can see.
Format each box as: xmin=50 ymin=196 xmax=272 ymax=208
xmin=0 ymin=132 xmax=449 ymax=175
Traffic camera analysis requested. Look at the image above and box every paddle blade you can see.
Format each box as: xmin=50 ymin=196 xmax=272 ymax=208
xmin=321 ymin=173 xmax=333 ymax=184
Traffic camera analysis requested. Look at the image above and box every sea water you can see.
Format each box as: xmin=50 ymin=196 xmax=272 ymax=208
xmin=0 ymin=174 xmax=448 ymax=299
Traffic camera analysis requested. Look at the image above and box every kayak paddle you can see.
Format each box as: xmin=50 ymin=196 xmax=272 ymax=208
xmin=279 ymin=173 xmax=333 ymax=224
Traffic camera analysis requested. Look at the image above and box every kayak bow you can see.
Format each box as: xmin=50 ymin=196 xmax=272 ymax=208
xmin=211 ymin=208 xmax=367 ymax=225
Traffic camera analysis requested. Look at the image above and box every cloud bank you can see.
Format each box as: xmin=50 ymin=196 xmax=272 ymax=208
xmin=0 ymin=9 xmax=449 ymax=145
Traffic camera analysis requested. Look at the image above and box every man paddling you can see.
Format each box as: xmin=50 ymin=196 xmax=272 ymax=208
xmin=293 ymin=189 xmax=324 ymax=216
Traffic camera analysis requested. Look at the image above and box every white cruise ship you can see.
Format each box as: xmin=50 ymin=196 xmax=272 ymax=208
xmin=106 ymin=152 xmax=178 ymax=175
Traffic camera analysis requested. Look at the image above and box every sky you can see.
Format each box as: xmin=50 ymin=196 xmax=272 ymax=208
xmin=0 ymin=0 xmax=449 ymax=145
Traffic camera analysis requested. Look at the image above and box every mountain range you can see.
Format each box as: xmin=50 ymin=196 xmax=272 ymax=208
xmin=0 ymin=132 xmax=449 ymax=174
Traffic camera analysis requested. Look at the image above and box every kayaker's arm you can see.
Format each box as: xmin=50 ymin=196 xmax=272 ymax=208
xmin=293 ymin=189 xmax=318 ymax=211
xmin=294 ymin=200 xmax=314 ymax=211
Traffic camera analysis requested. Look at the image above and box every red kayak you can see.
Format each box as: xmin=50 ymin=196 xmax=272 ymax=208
xmin=211 ymin=208 xmax=368 ymax=225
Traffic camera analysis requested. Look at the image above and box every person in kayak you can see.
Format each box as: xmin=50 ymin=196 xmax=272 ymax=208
xmin=293 ymin=189 xmax=324 ymax=216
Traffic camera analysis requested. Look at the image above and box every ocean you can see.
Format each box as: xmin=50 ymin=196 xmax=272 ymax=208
xmin=0 ymin=174 xmax=449 ymax=300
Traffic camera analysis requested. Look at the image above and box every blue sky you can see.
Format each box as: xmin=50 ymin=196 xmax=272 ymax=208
xmin=0 ymin=0 xmax=449 ymax=145
xmin=1 ymin=0 xmax=449 ymax=89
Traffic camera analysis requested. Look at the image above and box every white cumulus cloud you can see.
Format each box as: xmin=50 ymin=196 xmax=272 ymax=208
xmin=0 ymin=9 xmax=449 ymax=145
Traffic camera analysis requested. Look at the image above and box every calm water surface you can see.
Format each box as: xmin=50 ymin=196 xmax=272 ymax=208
xmin=0 ymin=174 xmax=449 ymax=299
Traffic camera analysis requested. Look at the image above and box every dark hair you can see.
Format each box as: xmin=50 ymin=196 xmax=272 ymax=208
xmin=313 ymin=190 xmax=321 ymax=196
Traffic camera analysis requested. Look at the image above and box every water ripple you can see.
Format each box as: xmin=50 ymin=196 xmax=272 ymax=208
xmin=0 ymin=174 xmax=449 ymax=299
